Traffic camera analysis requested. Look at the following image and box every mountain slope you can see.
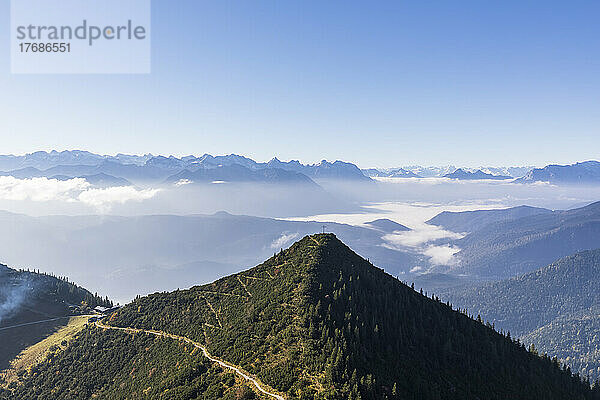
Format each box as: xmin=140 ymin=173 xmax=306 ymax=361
xmin=165 ymin=165 xmax=319 ymax=185
xmin=0 ymin=266 xmax=112 ymax=370
xmin=443 ymin=250 xmax=600 ymax=336
xmin=516 ymin=161 xmax=600 ymax=185
xmin=427 ymin=205 xmax=553 ymax=234
xmin=4 ymin=327 xmax=261 ymax=400
xmin=14 ymin=235 xmax=596 ymax=399
xmin=441 ymin=250 xmax=600 ymax=381
xmin=445 ymin=201 xmax=600 ymax=278
xmin=521 ymin=307 xmax=600 ymax=383
xmin=364 ymin=219 xmax=410 ymax=232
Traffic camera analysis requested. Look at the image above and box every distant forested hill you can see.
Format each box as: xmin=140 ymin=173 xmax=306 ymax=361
xmin=9 ymin=235 xmax=599 ymax=399
xmin=427 ymin=205 xmax=552 ymax=234
xmin=442 ymin=249 xmax=600 ymax=381
xmin=435 ymin=201 xmax=600 ymax=278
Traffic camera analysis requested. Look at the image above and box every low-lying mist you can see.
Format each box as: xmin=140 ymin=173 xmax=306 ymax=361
xmin=0 ymin=176 xmax=599 ymax=304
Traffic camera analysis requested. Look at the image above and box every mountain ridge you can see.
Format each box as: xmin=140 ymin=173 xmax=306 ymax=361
xmin=0 ymin=151 xmax=372 ymax=184
xmin=443 ymin=168 xmax=512 ymax=180
xmin=516 ymin=161 xmax=600 ymax=185
xmin=96 ymin=234 xmax=600 ymax=399
xmin=427 ymin=205 xmax=553 ymax=233
xmin=438 ymin=201 xmax=600 ymax=278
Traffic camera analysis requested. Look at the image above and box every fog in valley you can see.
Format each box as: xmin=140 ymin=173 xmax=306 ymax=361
xmin=0 ymin=172 xmax=599 ymax=303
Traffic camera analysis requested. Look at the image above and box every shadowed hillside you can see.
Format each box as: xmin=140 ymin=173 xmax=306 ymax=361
xmin=0 ymin=266 xmax=111 ymax=371
xmin=442 ymin=249 xmax=600 ymax=382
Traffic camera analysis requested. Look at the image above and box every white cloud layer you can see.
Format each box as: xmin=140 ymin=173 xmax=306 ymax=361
xmin=287 ymin=201 xmax=509 ymax=270
xmin=270 ymin=232 xmax=299 ymax=249
xmin=423 ymin=244 xmax=461 ymax=265
xmin=382 ymin=224 xmax=464 ymax=248
xmin=175 ymin=179 xmax=193 ymax=186
xmin=0 ymin=176 xmax=88 ymax=202
xmin=381 ymin=225 xmax=464 ymax=267
xmin=0 ymin=176 xmax=160 ymax=212
xmin=78 ymin=187 xmax=160 ymax=212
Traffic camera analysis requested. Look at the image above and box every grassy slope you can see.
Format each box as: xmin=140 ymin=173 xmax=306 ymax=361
xmin=1 ymin=316 xmax=89 ymax=388
xmin=0 ymin=266 xmax=112 ymax=371
xmin=0 ymin=318 xmax=68 ymax=372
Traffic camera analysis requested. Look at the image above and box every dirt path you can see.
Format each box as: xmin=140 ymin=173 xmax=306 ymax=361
xmin=202 ymin=297 xmax=223 ymax=328
xmin=95 ymin=321 xmax=285 ymax=400
xmin=197 ymin=290 xmax=248 ymax=299
xmin=237 ymin=276 xmax=253 ymax=297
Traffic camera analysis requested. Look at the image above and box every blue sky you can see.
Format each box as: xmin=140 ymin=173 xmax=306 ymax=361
xmin=1 ymin=0 xmax=599 ymax=168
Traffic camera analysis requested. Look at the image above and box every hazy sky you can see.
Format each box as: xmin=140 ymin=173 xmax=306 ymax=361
xmin=1 ymin=1 xmax=599 ymax=168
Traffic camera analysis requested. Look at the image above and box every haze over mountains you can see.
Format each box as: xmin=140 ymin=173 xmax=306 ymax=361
xmin=0 ymin=151 xmax=599 ymax=188
xmin=427 ymin=205 xmax=553 ymax=234
xmin=0 ymin=210 xmax=421 ymax=302
xmin=1 ymin=198 xmax=600 ymax=304
xmin=0 ymin=151 xmax=371 ymax=186
xmin=432 ymin=201 xmax=600 ymax=279
xmin=1 ymin=150 xmax=600 ymax=398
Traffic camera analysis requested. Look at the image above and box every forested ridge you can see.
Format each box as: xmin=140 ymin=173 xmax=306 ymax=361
xmin=4 ymin=235 xmax=600 ymax=399
xmin=445 ymin=201 xmax=600 ymax=278
xmin=443 ymin=249 xmax=600 ymax=382
xmin=0 ymin=264 xmax=113 ymax=371
xmin=0 ymin=264 xmax=113 ymax=317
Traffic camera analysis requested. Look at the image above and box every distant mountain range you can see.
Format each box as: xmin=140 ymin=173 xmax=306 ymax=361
xmin=362 ymin=168 xmax=421 ymax=178
xmin=442 ymin=250 xmax=600 ymax=382
xmin=404 ymin=165 xmax=534 ymax=178
xmin=365 ymin=165 xmax=534 ymax=179
xmin=8 ymin=235 xmax=598 ymax=399
xmin=515 ymin=161 xmax=600 ymax=185
xmin=443 ymin=168 xmax=512 ymax=180
xmin=0 ymin=150 xmax=152 ymax=171
xmin=1 ymin=151 xmax=599 ymax=186
xmin=0 ymin=151 xmax=371 ymax=186
xmin=164 ymin=164 xmax=319 ymax=186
